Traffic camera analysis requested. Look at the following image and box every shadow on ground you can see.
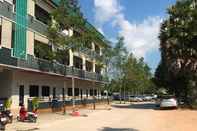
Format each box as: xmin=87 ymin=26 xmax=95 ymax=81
xmin=112 ymin=103 xmax=159 ymax=110
xmin=99 ymin=127 xmax=139 ymax=131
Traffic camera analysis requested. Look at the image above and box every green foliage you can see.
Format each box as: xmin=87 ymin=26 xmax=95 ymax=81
xmin=156 ymin=0 xmax=197 ymax=106
xmin=45 ymin=0 xmax=110 ymax=66
xmin=47 ymin=0 xmax=106 ymax=51
xmin=32 ymin=97 xmax=39 ymax=111
xmin=4 ymin=98 xmax=12 ymax=110
xmin=108 ymin=37 xmax=154 ymax=94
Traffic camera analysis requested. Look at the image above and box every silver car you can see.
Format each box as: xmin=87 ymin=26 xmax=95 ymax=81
xmin=160 ymin=97 xmax=178 ymax=109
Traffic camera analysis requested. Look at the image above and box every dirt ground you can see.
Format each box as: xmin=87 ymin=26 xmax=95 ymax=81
xmin=6 ymin=102 xmax=197 ymax=131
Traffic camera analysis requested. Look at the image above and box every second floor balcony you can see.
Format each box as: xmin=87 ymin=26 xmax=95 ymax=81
xmin=0 ymin=47 xmax=108 ymax=83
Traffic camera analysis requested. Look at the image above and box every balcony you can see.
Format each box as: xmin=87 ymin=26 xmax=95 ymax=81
xmin=0 ymin=47 xmax=108 ymax=83
xmin=0 ymin=1 xmax=106 ymax=62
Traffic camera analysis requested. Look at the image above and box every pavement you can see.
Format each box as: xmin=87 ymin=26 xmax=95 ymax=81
xmin=6 ymin=102 xmax=197 ymax=131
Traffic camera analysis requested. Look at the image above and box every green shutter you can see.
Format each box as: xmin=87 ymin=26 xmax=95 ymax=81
xmin=13 ymin=0 xmax=27 ymax=59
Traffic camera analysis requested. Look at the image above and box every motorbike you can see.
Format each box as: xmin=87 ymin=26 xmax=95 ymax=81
xmin=17 ymin=105 xmax=37 ymax=123
xmin=0 ymin=104 xmax=8 ymax=131
xmin=2 ymin=110 xmax=13 ymax=123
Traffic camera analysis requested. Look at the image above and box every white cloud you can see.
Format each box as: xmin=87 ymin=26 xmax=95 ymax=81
xmin=115 ymin=15 xmax=162 ymax=58
xmin=94 ymin=0 xmax=122 ymax=25
xmin=94 ymin=0 xmax=162 ymax=58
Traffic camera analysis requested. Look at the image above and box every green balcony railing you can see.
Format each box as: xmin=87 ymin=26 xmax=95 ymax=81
xmin=0 ymin=47 xmax=108 ymax=82
xmin=85 ymin=71 xmax=96 ymax=80
xmin=0 ymin=1 xmax=13 ymax=20
xmin=28 ymin=15 xmax=48 ymax=35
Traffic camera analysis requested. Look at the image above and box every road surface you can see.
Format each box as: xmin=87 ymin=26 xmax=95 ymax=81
xmin=7 ymin=102 xmax=197 ymax=131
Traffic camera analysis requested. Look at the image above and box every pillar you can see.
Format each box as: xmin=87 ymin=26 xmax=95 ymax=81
xmin=69 ymin=49 xmax=73 ymax=66
xmin=1 ymin=19 xmax=12 ymax=49
xmin=82 ymin=56 xmax=86 ymax=70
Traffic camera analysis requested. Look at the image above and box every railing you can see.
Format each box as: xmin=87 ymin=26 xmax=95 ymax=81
xmin=0 ymin=1 xmax=47 ymax=35
xmin=85 ymin=71 xmax=96 ymax=80
xmin=0 ymin=1 xmax=13 ymax=20
xmin=28 ymin=16 xmax=48 ymax=35
xmin=0 ymin=47 xmax=108 ymax=82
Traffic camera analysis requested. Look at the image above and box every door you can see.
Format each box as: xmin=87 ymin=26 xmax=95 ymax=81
xmin=80 ymin=89 xmax=83 ymax=99
xmin=53 ymin=87 xmax=56 ymax=99
xmin=19 ymin=85 xmax=24 ymax=106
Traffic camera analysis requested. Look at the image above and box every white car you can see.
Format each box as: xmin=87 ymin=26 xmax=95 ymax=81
xmin=132 ymin=97 xmax=143 ymax=102
xmin=160 ymin=97 xmax=178 ymax=109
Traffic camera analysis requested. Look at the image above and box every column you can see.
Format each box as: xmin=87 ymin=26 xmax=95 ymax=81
xmin=93 ymin=60 xmax=96 ymax=72
xmin=26 ymin=31 xmax=34 ymax=55
xmin=1 ymin=19 xmax=12 ymax=49
xmin=82 ymin=56 xmax=86 ymax=70
xmin=69 ymin=49 xmax=73 ymax=66
xmin=27 ymin=0 xmax=35 ymax=16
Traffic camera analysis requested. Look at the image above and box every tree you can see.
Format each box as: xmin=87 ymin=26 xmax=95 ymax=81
xmin=108 ymin=37 xmax=128 ymax=103
xmin=108 ymin=37 xmax=155 ymax=103
xmin=157 ymin=0 xmax=197 ymax=107
xmin=45 ymin=0 xmax=106 ymax=63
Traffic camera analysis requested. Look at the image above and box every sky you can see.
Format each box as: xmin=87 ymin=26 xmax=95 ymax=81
xmin=79 ymin=0 xmax=176 ymax=72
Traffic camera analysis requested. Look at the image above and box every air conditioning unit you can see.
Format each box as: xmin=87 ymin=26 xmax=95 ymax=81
xmin=61 ymin=29 xmax=69 ymax=37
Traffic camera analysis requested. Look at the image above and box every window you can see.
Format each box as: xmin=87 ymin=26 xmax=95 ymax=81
xmin=56 ymin=49 xmax=69 ymax=66
xmin=86 ymin=61 xmax=93 ymax=72
xmin=0 ymin=25 xmax=2 ymax=45
xmin=29 ymin=85 xmax=39 ymax=97
xmin=53 ymin=87 xmax=56 ymax=99
xmin=35 ymin=4 xmax=50 ymax=24
xmin=34 ymin=40 xmax=52 ymax=60
xmin=94 ymin=90 xmax=97 ymax=96
xmin=68 ymin=88 xmax=72 ymax=96
xmin=73 ymin=56 xmax=83 ymax=69
xmin=90 ymin=89 xmax=93 ymax=96
xmin=101 ymin=91 xmax=104 ymax=96
xmin=41 ymin=86 xmax=50 ymax=97
xmin=74 ymin=88 xmax=79 ymax=96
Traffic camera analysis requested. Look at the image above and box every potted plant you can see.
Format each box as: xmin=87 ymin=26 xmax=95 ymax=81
xmin=4 ymin=98 xmax=12 ymax=110
xmin=32 ymin=97 xmax=39 ymax=112
xmin=4 ymin=98 xmax=13 ymax=123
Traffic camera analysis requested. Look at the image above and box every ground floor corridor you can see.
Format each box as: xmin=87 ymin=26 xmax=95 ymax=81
xmin=0 ymin=68 xmax=106 ymax=112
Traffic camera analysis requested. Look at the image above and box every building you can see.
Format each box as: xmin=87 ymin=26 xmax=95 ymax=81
xmin=0 ymin=0 xmax=109 ymax=112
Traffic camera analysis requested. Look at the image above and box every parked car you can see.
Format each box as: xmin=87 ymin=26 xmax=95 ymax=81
xmin=131 ymin=96 xmax=143 ymax=102
xmin=143 ymin=96 xmax=153 ymax=101
xmin=159 ymin=96 xmax=178 ymax=109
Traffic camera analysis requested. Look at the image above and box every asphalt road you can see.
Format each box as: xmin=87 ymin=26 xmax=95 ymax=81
xmin=7 ymin=102 xmax=197 ymax=131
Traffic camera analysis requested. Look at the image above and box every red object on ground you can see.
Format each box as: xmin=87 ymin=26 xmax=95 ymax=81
xmin=71 ymin=111 xmax=80 ymax=116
